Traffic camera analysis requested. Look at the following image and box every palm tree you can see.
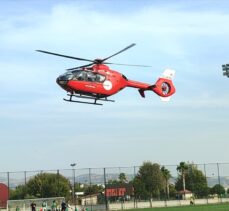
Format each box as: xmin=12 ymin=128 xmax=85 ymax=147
xmin=161 ymin=166 xmax=171 ymax=199
xmin=177 ymin=162 xmax=188 ymax=198
xmin=119 ymin=173 xmax=127 ymax=183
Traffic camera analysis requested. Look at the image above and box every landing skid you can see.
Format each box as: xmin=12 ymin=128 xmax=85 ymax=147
xmin=63 ymin=93 xmax=115 ymax=105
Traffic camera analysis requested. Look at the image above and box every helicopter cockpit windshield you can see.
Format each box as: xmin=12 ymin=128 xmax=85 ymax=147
xmin=56 ymin=72 xmax=74 ymax=85
xmin=72 ymin=70 xmax=106 ymax=82
xmin=57 ymin=70 xmax=106 ymax=86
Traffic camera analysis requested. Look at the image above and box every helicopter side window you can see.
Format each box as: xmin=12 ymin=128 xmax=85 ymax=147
xmin=96 ymin=74 xmax=106 ymax=82
xmin=87 ymin=72 xmax=97 ymax=82
xmin=64 ymin=73 xmax=74 ymax=80
xmin=74 ymin=71 xmax=87 ymax=81
xmin=73 ymin=71 xmax=105 ymax=82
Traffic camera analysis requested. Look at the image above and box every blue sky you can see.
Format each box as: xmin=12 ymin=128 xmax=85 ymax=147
xmin=0 ymin=0 xmax=229 ymax=172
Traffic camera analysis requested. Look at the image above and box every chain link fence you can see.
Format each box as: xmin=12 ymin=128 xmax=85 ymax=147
xmin=1 ymin=163 xmax=229 ymax=210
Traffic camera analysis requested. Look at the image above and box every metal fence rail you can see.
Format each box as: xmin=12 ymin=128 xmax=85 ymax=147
xmin=1 ymin=163 xmax=229 ymax=210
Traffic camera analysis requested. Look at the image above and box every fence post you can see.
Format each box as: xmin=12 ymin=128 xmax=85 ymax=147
xmin=104 ymin=168 xmax=108 ymax=211
xmin=203 ymin=164 xmax=208 ymax=204
xmin=40 ymin=170 xmax=43 ymax=198
xmin=24 ymin=171 xmax=27 ymax=199
xmin=217 ymin=163 xmax=222 ymax=203
xmin=7 ymin=172 xmax=10 ymax=199
xmin=24 ymin=171 xmax=27 ymax=185
xmin=57 ymin=169 xmax=60 ymax=197
xmin=89 ymin=168 xmax=93 ymax=211
xmin=133 ymin=166 xmax=137 ymax=209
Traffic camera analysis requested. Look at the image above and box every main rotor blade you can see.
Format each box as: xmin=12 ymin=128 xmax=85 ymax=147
xmin=104 ymin=62 xmax=151 ymax=67
xmin=66 ymin=63 xmax=95 ymax=71
xmin=36 ymin=50 xmax=94 ymax=62
xmin=102 ymin=43 xmax=136 ymax=62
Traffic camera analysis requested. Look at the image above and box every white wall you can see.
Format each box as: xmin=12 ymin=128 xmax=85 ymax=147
xmin=108 ymin=198 xmax=229 ymax=210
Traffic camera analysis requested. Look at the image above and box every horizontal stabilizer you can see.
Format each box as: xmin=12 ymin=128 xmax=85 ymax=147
xmin=160 ymin=96 xmax=171 ymax=102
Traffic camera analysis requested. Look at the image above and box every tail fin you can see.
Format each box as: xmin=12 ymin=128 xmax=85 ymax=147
xmin=151 ymin=69 xmax=176 ymax=101
xmin=161 ymin=69 xmax=175 ymax=80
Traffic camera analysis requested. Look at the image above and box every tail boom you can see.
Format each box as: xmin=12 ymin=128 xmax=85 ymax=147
xmin=125 ymin=69 xmax=176 ymax=100
xmin=127 ymin=69 xmax=176 ymax=100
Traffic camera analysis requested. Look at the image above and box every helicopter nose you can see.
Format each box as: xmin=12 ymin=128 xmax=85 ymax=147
xmin=56 ymin=75 xmax=69 ymax=85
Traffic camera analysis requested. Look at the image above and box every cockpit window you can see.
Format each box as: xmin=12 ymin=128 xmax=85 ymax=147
xmin=72 ymin=70 xmax=105 ymax=83
xmin=96 ymin=74 xmax=106 ymax=82
xmin=74 ymin=71 xmax=87 ymax=81
xmin=87 ymin=72 xmax=97 ymax=82
xmin=60 ymin=73 xmax=74 ymax=80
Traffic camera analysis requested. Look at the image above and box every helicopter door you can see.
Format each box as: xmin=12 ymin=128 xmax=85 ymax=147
xmin=84 ymin=72 xmax=97 ymax=90
xmin=72 ymin=71 xmax=96 ymax=91
xmin=85 ymin=72 xmax=106 ymax=93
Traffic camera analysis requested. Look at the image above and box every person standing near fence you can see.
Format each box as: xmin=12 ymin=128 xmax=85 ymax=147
xmin=51 ymin=200 xmax=57 ymax=211
xmin=16 ymin=205 xmax=20 ymax=211
xmin=61 ymin=201 xmax=67 ymax=211
xmin=42 ymin=200 xmax=47 ymax=211
xmin=31 ymin=201 xmax=36 ymax=211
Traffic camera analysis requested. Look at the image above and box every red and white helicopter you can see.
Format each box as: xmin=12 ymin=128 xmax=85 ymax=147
xmin=37 ymin=43 xmax=176 ymax=105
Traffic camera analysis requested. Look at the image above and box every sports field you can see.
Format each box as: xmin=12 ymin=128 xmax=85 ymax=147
xmin=121 ymin=204 xmax=229 ymax=211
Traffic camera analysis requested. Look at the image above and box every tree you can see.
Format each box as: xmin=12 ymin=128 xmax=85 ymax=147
xmin=188 ymin=165 xmax=208 ymax=197
xmin=210 ymin=184 xmax=225 ymax=196
xmin=84 ymin=184 xmax=104 ymax=196
xmin=168 ymin=184 xmax=177 ymax=199
xmin=26 ymin=173 xmax=70 ymax=198
xmin=176 ymin=162 xmax=188 ymax=193
xmin=11 ymin=172 xmax=71 ymax=200
xmin=107 ymin=173 xmax=128 ymax=185
xmin=133 ymin=161 xmax=164 ymax=199
xmin=119 ymin=173 xmax=127 ymax=183
xmin=161 ymin=166 xmax=171 ymax=199
xmin=133 ymin=176 xmax=149 ymax=199
xmin=107 ymin=179 xmax=120 ymax=185
xmin=175 ymin=164 xmax=208 ymax=197
xmin=74 ymin=182 xmax=85 ymax=192
xmin=10 ymin=185 xmax=28 ymax=200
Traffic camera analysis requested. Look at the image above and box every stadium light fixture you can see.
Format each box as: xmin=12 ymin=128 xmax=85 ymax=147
xmin=222 ymin=64 xmax=229 ymax=77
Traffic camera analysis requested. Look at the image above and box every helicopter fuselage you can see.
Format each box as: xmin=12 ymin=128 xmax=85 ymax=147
xmin=57 ymin=64 xmax=127 ymax=97
xmin=37 ymin=43 xmax=176 ymax=105
xmin=56 ymin=64 xmax=175 ymax=99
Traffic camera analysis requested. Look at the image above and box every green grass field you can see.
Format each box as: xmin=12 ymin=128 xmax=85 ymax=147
xmin=122 ymin=204 xmax=229 ymax=211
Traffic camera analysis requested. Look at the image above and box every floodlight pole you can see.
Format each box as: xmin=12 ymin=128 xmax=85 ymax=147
xmin=70 ymin=163 xmax=76 ymax=210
